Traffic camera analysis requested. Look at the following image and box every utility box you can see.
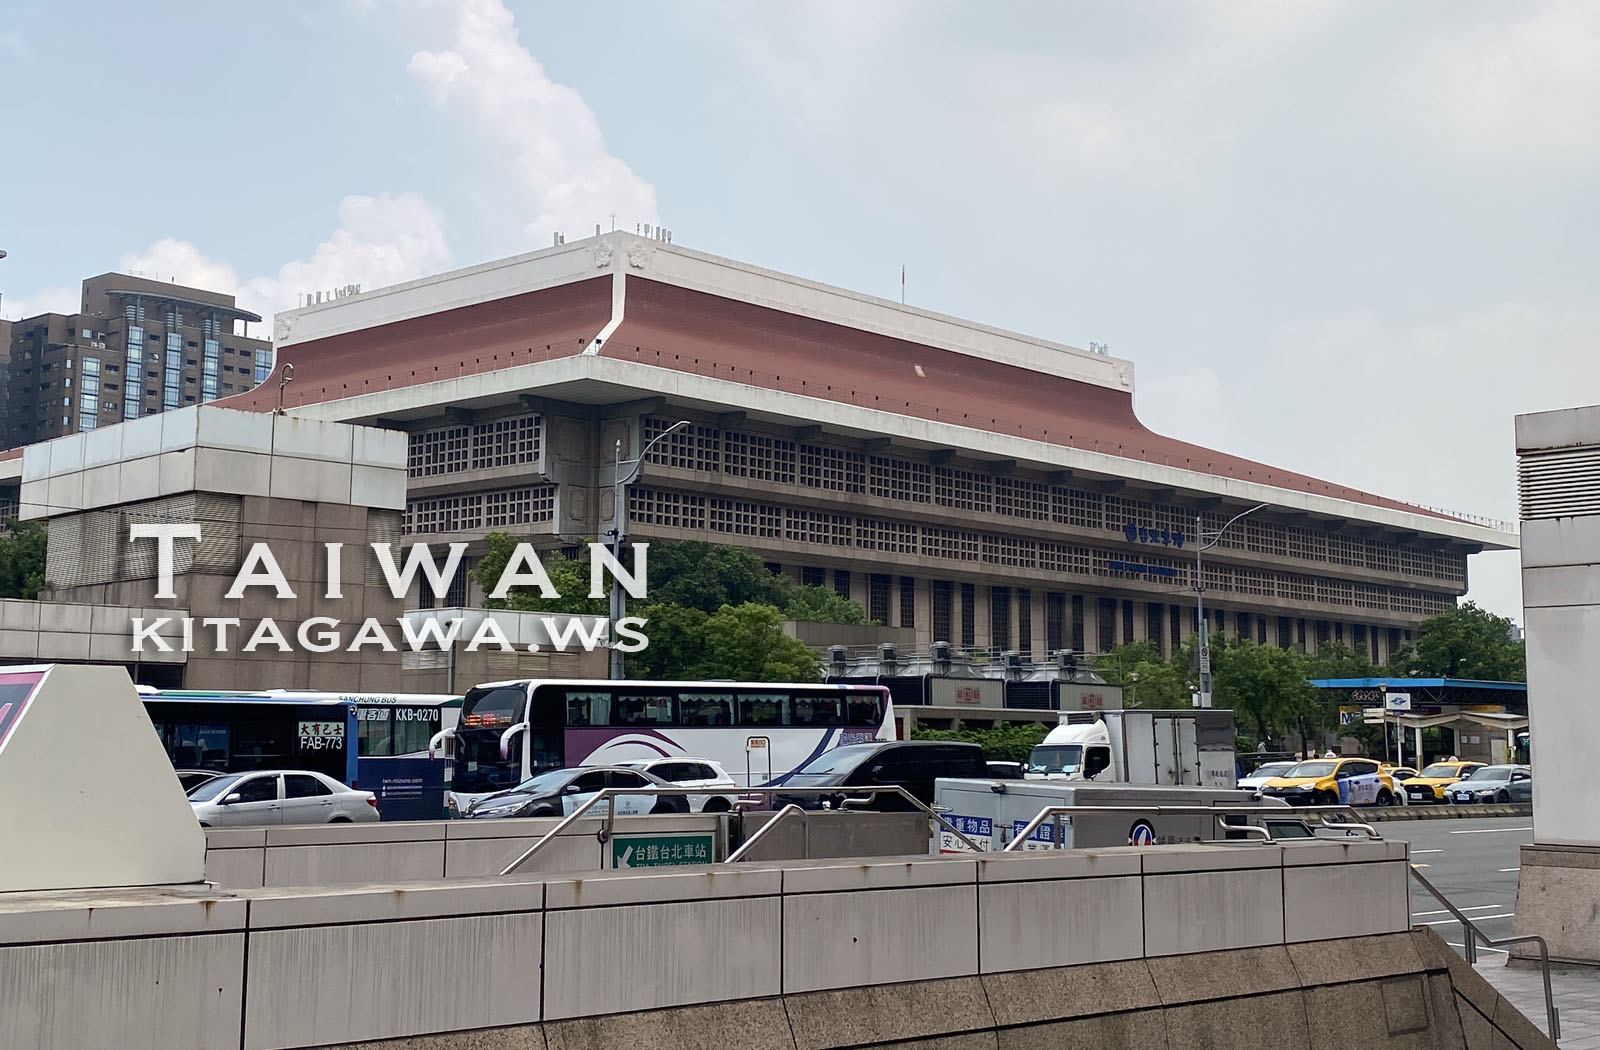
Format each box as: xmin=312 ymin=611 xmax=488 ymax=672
xmin=0 ymin=664 xmax=205 ymax=891
xmin=934 ymin=779 xmax=1269 ymax=852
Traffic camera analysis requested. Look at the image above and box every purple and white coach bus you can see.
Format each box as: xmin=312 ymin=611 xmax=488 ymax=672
xmin=433 ymin=679 xmax=894 ymax=815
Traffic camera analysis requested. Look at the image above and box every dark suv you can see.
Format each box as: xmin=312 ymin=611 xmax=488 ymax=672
xmin=776 ymin=741 xmax=987 ymax=810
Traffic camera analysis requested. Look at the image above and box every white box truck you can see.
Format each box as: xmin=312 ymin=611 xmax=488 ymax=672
xmin=933 ymin=779 xmax=1300 ymax=852
xmin=1025 ymin=709 xmax=1236 ymax=789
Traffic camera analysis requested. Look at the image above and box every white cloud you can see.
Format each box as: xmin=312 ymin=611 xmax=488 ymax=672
xmin=1412 ymin=0 xmax=1600 ymax=160
xmin=2 ymin=286 xmax=77 ymax=321
xmin=407 ymin=0 xmax=658 ymax=240
xmin=119 ymin=192 xmax=451 ymax=332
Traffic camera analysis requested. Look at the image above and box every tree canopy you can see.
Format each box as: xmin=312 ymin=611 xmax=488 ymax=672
xmin=0 ymin=519 xmax=46 ymax=600
xmin=1389 ymin=602 xmax=1525 ymax=682
xmin=468 ymin=535 xmax=864 ymax=681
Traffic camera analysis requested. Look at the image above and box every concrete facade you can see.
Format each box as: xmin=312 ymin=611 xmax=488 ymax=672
xmin=11 ymin=406 xmax=408 ymax=690
xmin=1511 ymin=405 xmax=1600 ymax=965
xmin=0 ymin=842 xmax=1560 ymax=1050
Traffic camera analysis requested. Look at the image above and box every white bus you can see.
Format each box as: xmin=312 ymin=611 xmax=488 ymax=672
xmin=432 ymin=680 xmax=894 ymax=814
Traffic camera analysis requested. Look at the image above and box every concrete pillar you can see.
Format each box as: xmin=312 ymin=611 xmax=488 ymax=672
xmin=915 ymin=577 xmax=933 ymax=648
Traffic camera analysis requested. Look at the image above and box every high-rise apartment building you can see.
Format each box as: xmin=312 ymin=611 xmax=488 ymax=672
xmin=1 ymin=274 xmax=272 ymax=449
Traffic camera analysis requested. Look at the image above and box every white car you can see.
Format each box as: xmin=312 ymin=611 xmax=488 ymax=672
xmin=1236 ymin=761 xmax=1298 ymax=796
xmin=615 ymin=758 xmax=740 ymax=813
xmin=187 ymin=770 xmax=380 ymax=827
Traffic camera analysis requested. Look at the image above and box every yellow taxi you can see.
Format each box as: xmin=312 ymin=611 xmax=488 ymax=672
xmin=1259 ymin=757 xmax=1397 ymax=807
xmin=1402 ymin=760 xmax=1485 ymax=804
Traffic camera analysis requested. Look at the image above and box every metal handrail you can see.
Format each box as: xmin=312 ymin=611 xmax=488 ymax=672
xmin=1003 ymin=804 xmax=1382 ymax=852
xmin=496 ymin=785 xmax=984 ymax=875
xmin=1409 ymin=863 xmax=1560 ymax=1043
xmin=725 ymin=804 xmax=808 ymax=863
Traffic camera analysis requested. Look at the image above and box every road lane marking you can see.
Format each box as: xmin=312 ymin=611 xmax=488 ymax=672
xmin=1450 ymin=943 xmax=1509 ymax=954
xmin=1499 ymin=868 xmax=1521 ymax=873
xmin=1448 ymin=827 xmax=1533 ymax=835
xmin=1411 ymin=849 xmax=1444 ymax=854
xmin=1414 ymin=905 xmax=1504 ymax=917
xmin=1421 ymin=913 xmax=1515 ymax=926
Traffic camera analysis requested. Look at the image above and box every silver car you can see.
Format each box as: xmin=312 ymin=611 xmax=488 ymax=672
xmin=1447 ymin=764 xmax=1532 ymax=805
xmin=188 ymin=770 xmax=380 ymax=826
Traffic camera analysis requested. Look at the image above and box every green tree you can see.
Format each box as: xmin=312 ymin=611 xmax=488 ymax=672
xmin=0 ymin=519 xmax=47 ymax=600
xmin=697 ymin=602 xmax=821 ymax=682
xmin=783 ymin=584 xmax=869 ymax=625
xmin=1212 ymin=641 xmax=1318 ymax=747
xmin=1095 ymin=641 xmax=1189 ymax=708
xmin=912 ymin=722 xmax=1051 ymax=762
xmin=1388 ymin=602 xmax=1526 ymax=681
xmin=469 ymin=534 xmax=606 ymax=615
xmin=644 ymin=541 xmax=789 ymax=614
xmin=625 ymin=602 xmax=711 ymax=679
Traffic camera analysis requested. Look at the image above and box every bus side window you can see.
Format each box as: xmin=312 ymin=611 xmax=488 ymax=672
xmin=738 ymin=694 xmax=789 ymax=727
xmin=847 ymin=697 xmax=883 ymax=726
xmin=679 ymin=693 xmax=734 ymax=726
xmin=793 ymin=696 xmax=843 ymax=726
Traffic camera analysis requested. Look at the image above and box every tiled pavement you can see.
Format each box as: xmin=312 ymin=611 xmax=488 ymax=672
xmin=1477 ymin=959 xmax=1600 ymax=1048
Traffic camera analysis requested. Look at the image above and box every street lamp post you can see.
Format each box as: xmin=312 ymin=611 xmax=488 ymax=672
xmin=1193 ymin=503 xmax=1269 ymax=707
xmin=606 ymin=419 xmax=692 ymax=679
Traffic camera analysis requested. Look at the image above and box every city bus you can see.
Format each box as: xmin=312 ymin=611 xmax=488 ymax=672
xmin=140 ymin=690 xmax=461 ymax=820
xmin=432 ymin=680 xmax=894 ymax=814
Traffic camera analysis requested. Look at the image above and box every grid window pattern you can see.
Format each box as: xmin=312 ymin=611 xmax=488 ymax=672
xmin=995 ymin=477 xmax=1049 ymax=520
xmin=785 ymin=508 xmax=853 ymax=546
xmin=404 ymin=486 xmax=555 ymax=535
xmin=1071 ymin=595 xmax=1086 ymax=651
xmin=856 ymin=517 xmax=918 ymax=554
xmin=202 ymin=338 xmax=220 ymax=402
xmin=933 ymin=467 xmax=992 ymax=512
xmin=869 ymin=574 xmax=892 ymax=625
xmin=473 ymin=416 xmax=541 ymax=469
xmin=163 ymin=335 xmax=182 ymax=410
xmin=1053 ymin=487 xmax=1104 ymax=529
xmin=710 ymin=499 xmax=782 ymax=538
xmin=932 ymin=581 xmax=953 ymax=644
xmin=899 ymin=577 xmax=916 ymax=629
xmin=869 ymin=457 xmax=932 ymax=503
xmin=644 ymin=417 xmax=720 ymax=472
xmin=802 ymin=567 xmax=825 ymax=588
xmin=1017 ymin=589 xmax=1033 ymax=657
xmin=799 ymin=444 xmax=866 ymax=493
xmin=608 ymin=486 xmax=1461 ymax=618
xmin=631 ymin=489 xmax=708 ymax=531
xmin=254 ymin=350 xmax=274 ymax=385
xmin=124 ymin=327 xmax=144 ymax=420
xmin=960 ymin=584 xmax=976 ymax=647
xmin=409 ymin=426 xmax=471 ymax=477
xmin=834 ymin=570 xmax=851 ymax=599
xmin=1098 ymin=598 xmax=1117 ymax=653
xmin=991 ymin=586 xmax=1012 ymax=650
xmin=724 ymin=432 xmax=796 ymax=484
xmin=1046 ymin=592 xmax=1066 ymax=653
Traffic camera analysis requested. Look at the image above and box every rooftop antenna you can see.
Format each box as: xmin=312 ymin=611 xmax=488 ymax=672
xmin=276 ymin=362 xmax=295 ymax=415
xmin=900 ymin=265 xmax=906 ymax=305
xmin=610 ymin=213 xmax=618 ymax=232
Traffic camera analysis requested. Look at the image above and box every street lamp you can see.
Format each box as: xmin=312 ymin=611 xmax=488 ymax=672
xmin=606 ymin=419 xmax=692 ymax=679
xmin=1193 ymin=502 xmax=1269 ymax=707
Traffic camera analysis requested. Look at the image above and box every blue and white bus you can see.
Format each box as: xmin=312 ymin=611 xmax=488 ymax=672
xmin=431 ymin=679 xmax=894 ymax=814
xmin=141 ymin=690 xmax=461 ymax=820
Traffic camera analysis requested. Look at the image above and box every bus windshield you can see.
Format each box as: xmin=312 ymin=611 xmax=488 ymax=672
xmin=461 ymin=686 xmax=527 ymax=728
xmin=1027 ymin=745 xmax=1083 ymax=775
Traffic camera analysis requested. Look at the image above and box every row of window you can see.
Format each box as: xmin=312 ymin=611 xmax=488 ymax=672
xmin=403 ymin=485 xmax=557 ymax=535
xmin=637 ymin=417 xmax=1467 ymax=586
xmin=406 ymin=415 xmax=542 ymax=477
xmin=629 ymin=486 xmax=1456 ymax=619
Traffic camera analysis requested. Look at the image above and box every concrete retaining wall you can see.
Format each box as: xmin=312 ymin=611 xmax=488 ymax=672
xmin=0 ymin=838 xmax=1432 ymax=1050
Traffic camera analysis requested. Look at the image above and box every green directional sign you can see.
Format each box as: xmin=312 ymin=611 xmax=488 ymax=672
xmin=610 ymin=833 xmax=716 ymax=869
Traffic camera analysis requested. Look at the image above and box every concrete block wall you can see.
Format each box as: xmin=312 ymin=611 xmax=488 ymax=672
xmin=0 ymin=839 xmax=1429 ymax=1050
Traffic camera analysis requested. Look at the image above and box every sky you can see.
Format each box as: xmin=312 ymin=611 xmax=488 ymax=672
xmin=4 ymin=0 xmax=1598 ymax=622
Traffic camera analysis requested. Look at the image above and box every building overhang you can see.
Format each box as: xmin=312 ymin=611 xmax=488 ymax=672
xmin=278 ymin=352 xmax=1517 ymax=551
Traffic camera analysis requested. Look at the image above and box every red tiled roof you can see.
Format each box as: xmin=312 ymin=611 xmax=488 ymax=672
xmin=219 ymin=277 xmax=613 ymax=413
xmin=605 ymin=278 xmax=1442 ymax=518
